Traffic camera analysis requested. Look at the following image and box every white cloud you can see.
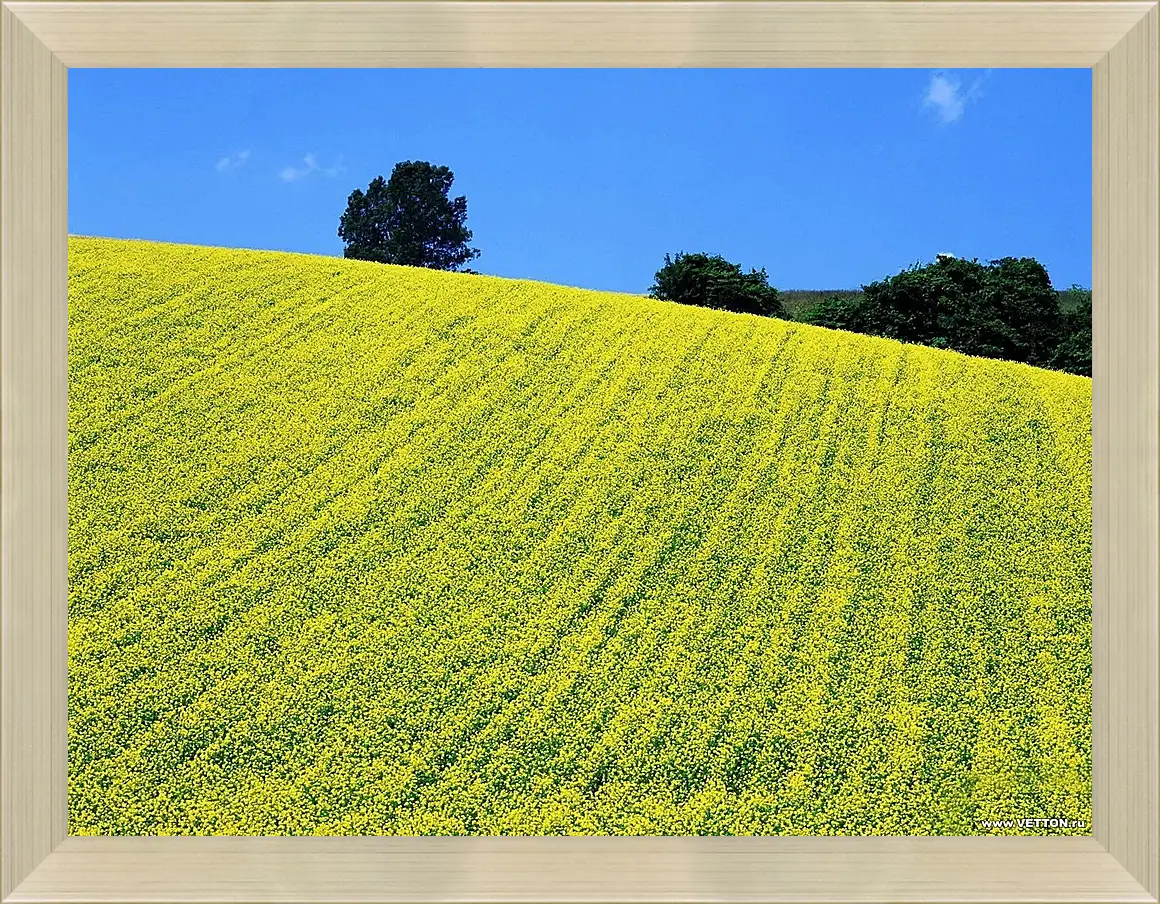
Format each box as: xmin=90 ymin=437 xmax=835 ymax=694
xmin=319 ymin=156 xmax=346 ymax=178
xmin=279 ymin=153 xmax=345 ymax=182
xmin=279 ymin=154 xmax=314 ymax=182
xmin=925 ymin=74 xmax=964 ymax=122
xmin=215 ymin=149 xmax=250 ymax=172
xmin=923 ymin=70 xmax=992 ymax=124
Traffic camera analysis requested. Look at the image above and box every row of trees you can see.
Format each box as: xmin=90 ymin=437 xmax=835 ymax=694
xmin=336 ymin=160 xmax=1091 ymax=377
xmin=647 ymin=252 xmax=1091 ymax=377
xmin=797 ymin=256 xmax=1091 ymax=376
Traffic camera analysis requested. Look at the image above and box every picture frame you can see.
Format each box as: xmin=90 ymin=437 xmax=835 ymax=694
xmin=2 ymin=2 xmax=1156 ymax=900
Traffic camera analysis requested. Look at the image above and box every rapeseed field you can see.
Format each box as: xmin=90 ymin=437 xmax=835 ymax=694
xmin=68 ymin=236 xmax=1091 ymax=836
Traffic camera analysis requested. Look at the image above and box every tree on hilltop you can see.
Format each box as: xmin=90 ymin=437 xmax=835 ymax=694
xmin=648 ymin=252 xmax=785 ymax=318
xmin=338 ymin=161 xmax=480 ymax=271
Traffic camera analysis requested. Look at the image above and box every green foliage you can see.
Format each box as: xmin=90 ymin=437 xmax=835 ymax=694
xmin=648 ymin=252 xmax=785 ymax=319
xmin=974 ymin=257 xmax=1065 ymax=365
xmin=338 ymin=160 xmax=480 ymax=271
xmin=1049 ymin=286 xmax=1092 ymax=377
xmin=1057 ymin=284 xmax=1092 ymax=315
xmin=781 ymin=289 xmax=863 ymax=321
xmin=798 ymin=257 xmax=1081 ymax=372
xmin=68 ymin=237 xmax=1090 ymax=836
xmin=797 ymin=292 xmax=864 ymax=332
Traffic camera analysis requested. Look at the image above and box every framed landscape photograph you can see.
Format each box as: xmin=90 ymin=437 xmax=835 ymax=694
xmin=1 ymin=2 xmax=1158 ymax=902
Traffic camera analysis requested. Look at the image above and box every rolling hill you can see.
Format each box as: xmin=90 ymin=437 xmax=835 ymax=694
xmin=67 ymin=236 xmax=1092 ymax=836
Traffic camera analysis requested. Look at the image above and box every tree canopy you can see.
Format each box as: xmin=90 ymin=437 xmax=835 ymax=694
xmin=338 ymin=161 xmax=480 ymax=271
xmin=800 ymin=256 xmax=1074 ymax=371
xmin=648 ymin=252 xmax=785 ymax=319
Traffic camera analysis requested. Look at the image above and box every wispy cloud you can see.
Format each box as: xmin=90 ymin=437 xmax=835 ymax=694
xmin=215 ymin=149 xmax=250 ymax=172
xmin=923 ymin=70 xmax=993 ymax=124
xmin=279 ymin=153 xmax=345 ymax=182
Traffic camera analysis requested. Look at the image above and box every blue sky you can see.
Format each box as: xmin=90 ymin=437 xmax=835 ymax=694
xmin=70 ymin=68 xmax=1091 ymax=293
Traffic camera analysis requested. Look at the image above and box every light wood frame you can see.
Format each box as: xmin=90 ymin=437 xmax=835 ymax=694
xmin=1 ymin=2 xmax=1156 ymax=901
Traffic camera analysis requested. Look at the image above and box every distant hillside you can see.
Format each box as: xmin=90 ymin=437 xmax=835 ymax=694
xmin=68 ymin=237 xmax=1092 ymax=837
xmin=780 ymin=289 xmax=865 ymax=319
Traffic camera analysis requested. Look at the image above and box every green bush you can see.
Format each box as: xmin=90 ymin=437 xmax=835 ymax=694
xmin=798 ymin=256 xmax=1087 ymax=374
xmin=648 ymin=252 xmax=785 ymax=319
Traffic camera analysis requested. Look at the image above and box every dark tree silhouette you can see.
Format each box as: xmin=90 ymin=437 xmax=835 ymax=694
xmin=648 ymin=252 xmax=785 ymax=318
xmin=338 ymin=161 xmax=480 ymax=271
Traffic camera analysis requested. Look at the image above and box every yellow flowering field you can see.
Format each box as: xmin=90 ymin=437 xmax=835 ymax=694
xmin=68 ymin=236 xmax=1091 ymax=836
